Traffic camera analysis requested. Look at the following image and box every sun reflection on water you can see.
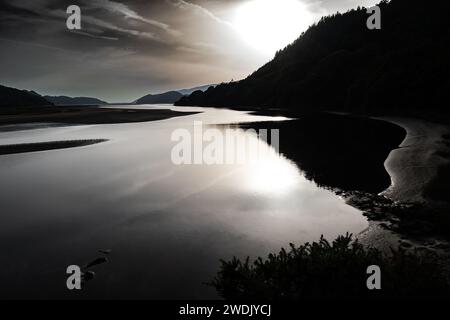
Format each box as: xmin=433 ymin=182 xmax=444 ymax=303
xmin=229 ymin=131 xmax=301 ymax=196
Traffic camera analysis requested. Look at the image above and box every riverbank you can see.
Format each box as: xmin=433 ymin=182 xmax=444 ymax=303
xmin=380 ymin=117 xmax=450 ymax=206
xmin=245 ymin=110 xmax=450 ymax=253
xmin=0 ymin=105 xmax=199 ymax=127
xmin=0 ymin=139 xmax=108 ymax=155
xmin=352 ymin=117 xmax=450 ymax=256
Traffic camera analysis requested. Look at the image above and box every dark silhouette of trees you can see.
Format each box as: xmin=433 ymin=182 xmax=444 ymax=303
xmin=0 ymin=85 xmax=52 ymax=108
xmin=176 ymin=0 xmax=450 ymax=116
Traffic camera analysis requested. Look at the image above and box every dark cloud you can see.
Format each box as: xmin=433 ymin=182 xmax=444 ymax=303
xmin=0 ymin=0 xmax=379 ymax=102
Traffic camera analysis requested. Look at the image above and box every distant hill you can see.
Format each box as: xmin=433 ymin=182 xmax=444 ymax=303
xmin=44 ymin=96 xmax=108 ymax=106
xmin=0 ymin=85 xmax=52 ymax=107
xmin=135 ymin=85 xmax=215 ymax=105
xmin=177 ymin=84 xmax=216 ymax=96
xmin=134 ymin=91 xmax=184 ymax=104
xmin=176 ymin=0 xmax=450 ymax=116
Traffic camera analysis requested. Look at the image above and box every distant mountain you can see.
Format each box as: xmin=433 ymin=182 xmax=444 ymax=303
xmin=44 ymin=96 xmax=107 ymax=106
xmin=134 ymin=91 xmax=184 ymax=104
xmin=177 ymin=84 xmax=216 ymax=96
xmin=176 ymin=0 xmax=450 ymax=115
xmin=0 ymin=85 xmax=52 ymax=107
xmin=135 ymin=85 xmax=215 ymax=105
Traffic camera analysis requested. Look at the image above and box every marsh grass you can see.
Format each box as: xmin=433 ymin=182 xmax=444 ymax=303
xmin=211 ymin=234 xmax=449 ymax=300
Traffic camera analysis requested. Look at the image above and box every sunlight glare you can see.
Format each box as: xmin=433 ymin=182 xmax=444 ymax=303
xmin=244 ymin=151 xmax=301 ymax=196
xmin=233 ymin=0 xmax=315 ymax=55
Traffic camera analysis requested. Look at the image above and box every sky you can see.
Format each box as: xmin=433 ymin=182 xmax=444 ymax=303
xmin=0 ymin=0 xmax=379 ymax=102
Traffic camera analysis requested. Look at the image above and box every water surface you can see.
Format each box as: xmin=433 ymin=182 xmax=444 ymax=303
xmin=0 ymin=106 xmax=368 ymax=299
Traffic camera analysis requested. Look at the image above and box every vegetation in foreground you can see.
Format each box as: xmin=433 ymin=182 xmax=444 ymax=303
xmin=211 ymin=234 xmax=449 ymax=300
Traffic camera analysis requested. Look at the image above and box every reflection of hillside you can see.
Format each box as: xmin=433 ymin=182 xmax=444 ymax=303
xmin=239 ymin=113 xmax=406 ymax=194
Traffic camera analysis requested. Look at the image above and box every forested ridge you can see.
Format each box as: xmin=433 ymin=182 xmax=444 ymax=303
xmin=176 ymin=0 xmax=450 ymax=115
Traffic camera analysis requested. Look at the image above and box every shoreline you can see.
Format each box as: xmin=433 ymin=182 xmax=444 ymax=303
xmin=0 ymin=105 xmax=199 ymax=128
xmin=354 ymin=116 xmax=450 ymax=254
xmin=0 ymin=139 xmax=108 ymax=155
xmin=378 ymin=117 xmax=450 ymax=206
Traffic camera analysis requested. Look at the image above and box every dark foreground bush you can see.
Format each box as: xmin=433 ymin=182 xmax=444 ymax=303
xmin=211 ymin=234 xmax=449 ymax=300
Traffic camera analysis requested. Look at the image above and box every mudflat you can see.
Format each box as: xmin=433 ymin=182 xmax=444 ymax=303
xmin=0 ymin=105 xmax=199 ymax=126
xmin=0 ymin=139 xmax=108 ymax=155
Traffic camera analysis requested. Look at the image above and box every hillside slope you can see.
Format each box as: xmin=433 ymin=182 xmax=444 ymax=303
xmin=0 ymin=85 xmax=52 ymax=107
xmin=134 ymin=91 xmax=183 ymax=104
xmin=44 ymin=96 xmax=107 ymax=105
xmin=177 ymin=84 xmax=216 ymax=96
xmin=176 ymin=0 xmax=450 ymax=115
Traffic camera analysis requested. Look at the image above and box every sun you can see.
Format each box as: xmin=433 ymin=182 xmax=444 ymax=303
xmin=233 ymin=0 xmax=315 ymax=56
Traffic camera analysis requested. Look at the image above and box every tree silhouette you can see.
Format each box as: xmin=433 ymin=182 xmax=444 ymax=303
xmin=176 ymin=0 xmax=450 ymax=116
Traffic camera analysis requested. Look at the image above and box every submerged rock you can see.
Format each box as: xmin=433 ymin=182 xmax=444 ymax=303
xmin=81 ymin=271 xmax=95 ymax=282
xmin=85 ymin=257 xmax=108 ymax=269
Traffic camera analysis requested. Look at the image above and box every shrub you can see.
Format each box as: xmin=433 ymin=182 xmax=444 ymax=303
xmin=211 ymin=234 xmax=449 ymax=300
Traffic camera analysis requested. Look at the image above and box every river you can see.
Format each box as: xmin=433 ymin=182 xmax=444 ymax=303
xmin=0 ymin=105 xmax=368 ymax=299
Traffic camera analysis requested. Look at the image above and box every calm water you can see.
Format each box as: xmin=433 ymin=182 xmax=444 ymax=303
xmin=0 ymin=106 xmax=367 ymax=299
